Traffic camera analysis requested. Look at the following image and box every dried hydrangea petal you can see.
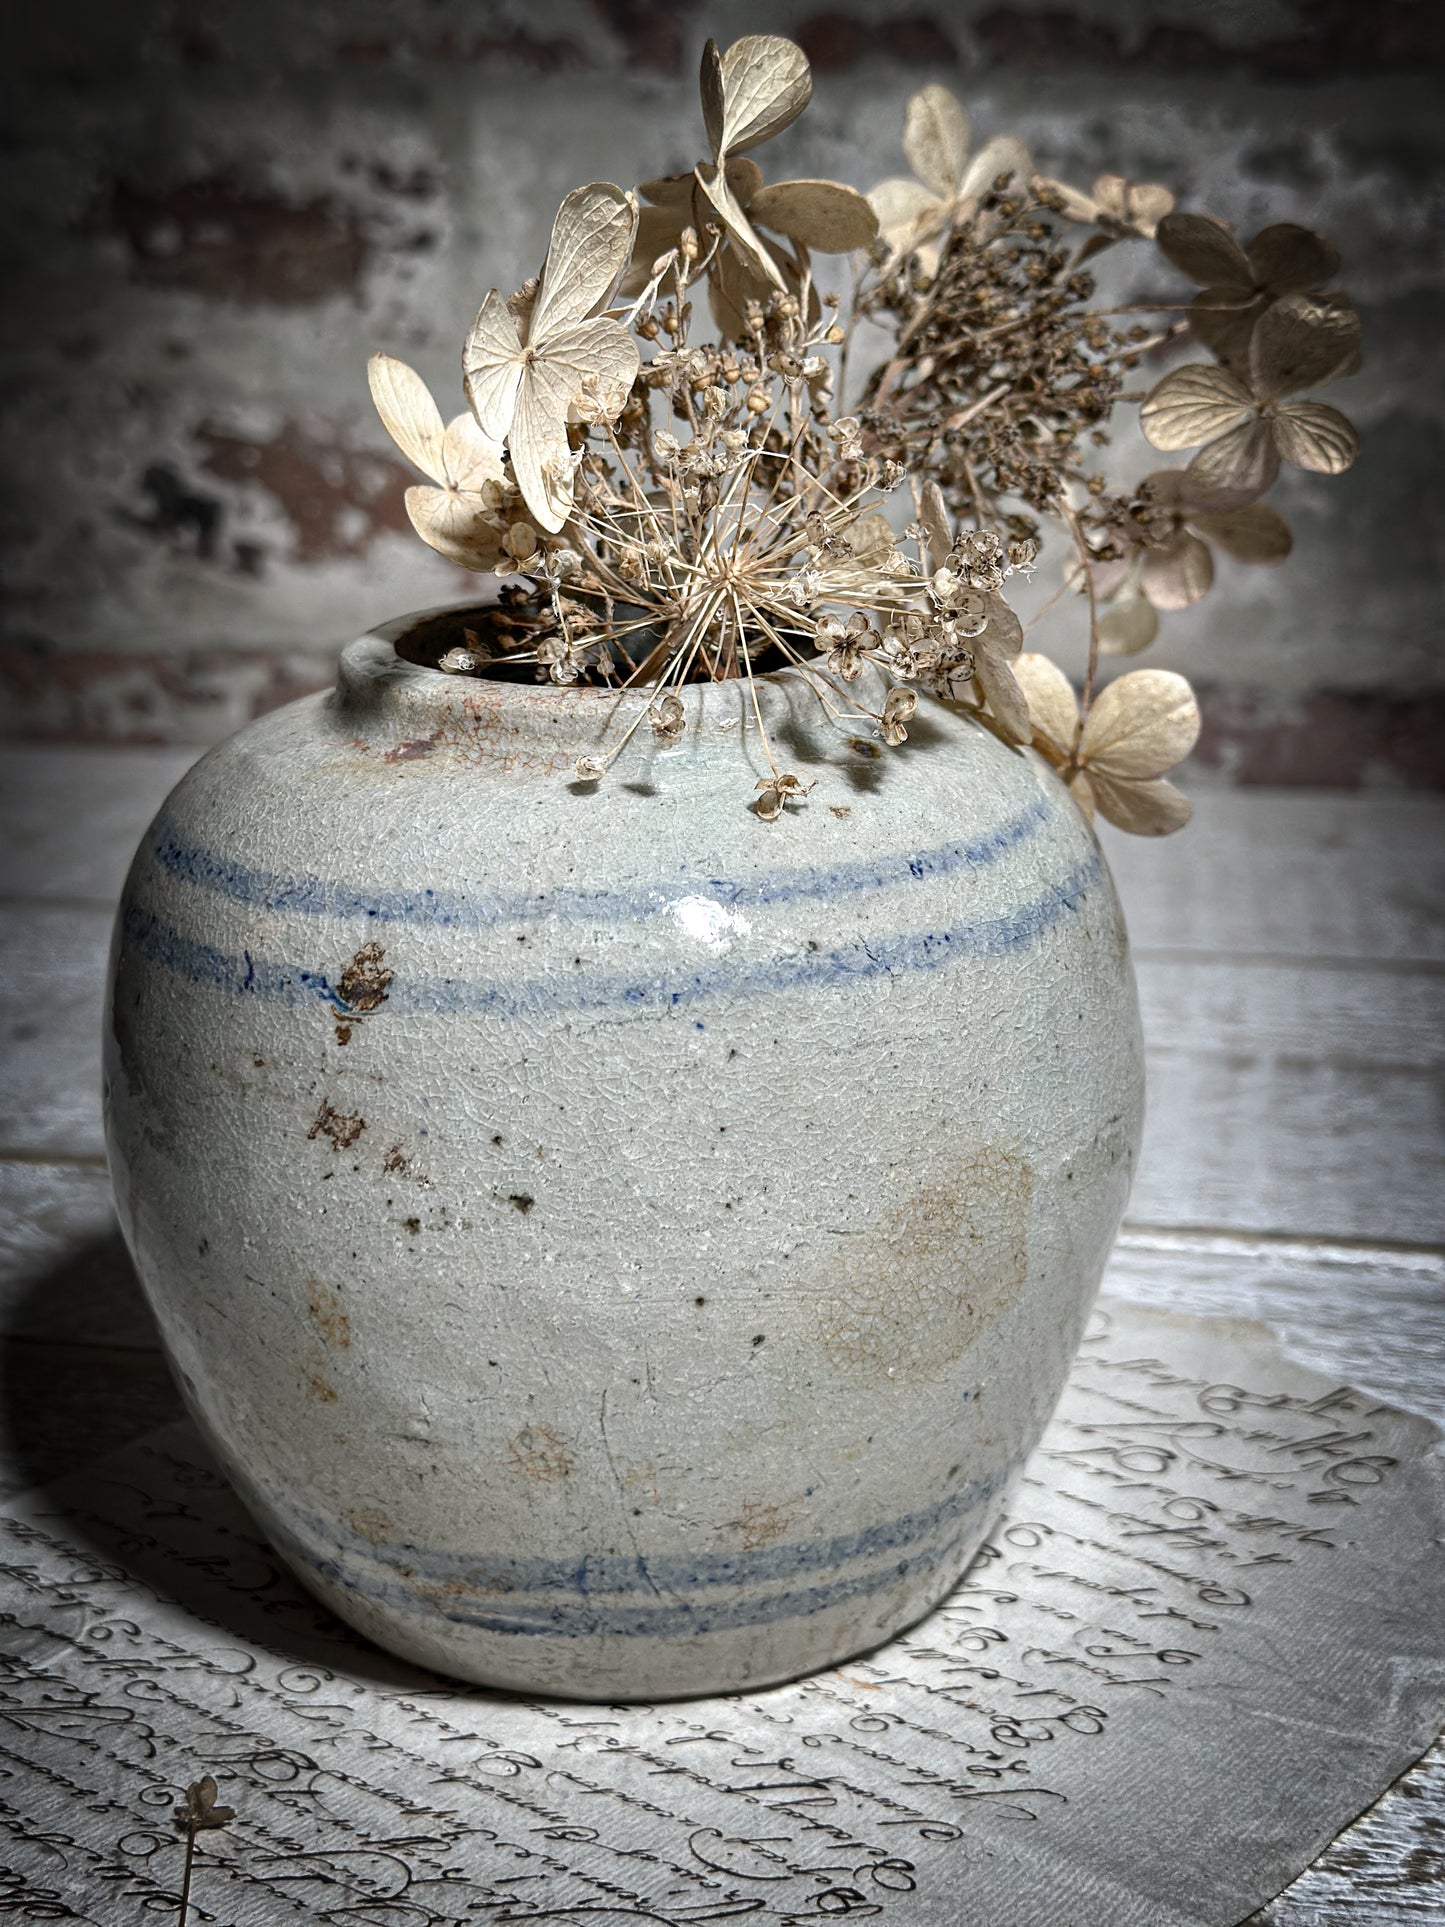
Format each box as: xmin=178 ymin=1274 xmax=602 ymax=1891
xmin=955 ymin=136 xmax=1032 ymax=216
xmin=531 ymin=181 xmax=640 ymax=337
xmin=1140 ymin=529 xmax=1213 ymax=611
xmin=1015 ymin=652 xmax=1079 ymax=756
xmin=1271 ymin=400 xmax=1360 ymax=475
xmin=1063 ymin=768 xmax=1096 ymax=821
xmin=369 ymin=353 xmax=450 ymax=480
xmin=1186 ymin=417 xmax=1280 ymax=498
xmin=1187 ymin=289 xmax=1263 ymax=378
xmin=973 ymin=652 xmax=1031 ymax=744
xmin=976 ymin=595 xmax=1024 ymax=663
xmin=404 ymin=486 xmax=505 ymax=570
xmin=1093 ymin=173 xmax=1174 ymax=237
xmin=1189 ymin=502 xmax=1292 ymax=564
xmin=1140 ymin=363 xmax=1254 ymax=452
xmin=1156 ymin=212 xmax=1253 ymax=290
xmin=441 ymin=413 xmax=505 ymax=491
xmin=1245 ymin=223 xmax=1340 ymax=296
xmin=1098 ymin=593 xmax=1160 ymax=657
xmin=1080 ymin=669 xmax=1200 ymax=780
xmin=918 ymin=481 xmax=952 ymax=569
xmin=749 ymin=179 xmax=878 ymax=251
xmin=695 ymin=159 xmax=787 ymax=288
xmin=903 ymin=83 xmax=969 ymax=198
xmin=716 ymin=35 xmax=813 ymax=157
xmin=1250 ymin=292 xmax=1363 ymax=400
xmin=1088 ymin=771 xmax=1193 ymax=836
xmin=367 ymin=356 xmax=446 ymax=481
xmin=868 ymin=175 xmax=942 ymax=254
xmin=463 ymin=291 xmax=529 ymax=444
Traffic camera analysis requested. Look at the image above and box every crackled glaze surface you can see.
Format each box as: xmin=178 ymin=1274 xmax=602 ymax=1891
xmin=103 ymin=611 xmax=1144 ymax=1698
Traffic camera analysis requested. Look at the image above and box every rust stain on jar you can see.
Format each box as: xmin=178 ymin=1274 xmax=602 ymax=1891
xmin=338 ymin=941 xmax=394 ymax=1012
xmin=306 ymin=1275 xmax=351 ymax=1350
xmin=728 ymin=1497 xmax=793 ymax=1550
xmin=506 ymin=1423 xmax=576 ymax=1483
xmin=817 ymin=1146 xmax=1032 ymax=1382
xmin=299 ymin=1354 xmax=339 ymax=1404
xmin=309 ymin=1099 xmax=366 ymax=1150
xmin=342 ymin=1504 xmax=395 ymax=1543
xmin=384 ymin=729 xmax=444 ymax=764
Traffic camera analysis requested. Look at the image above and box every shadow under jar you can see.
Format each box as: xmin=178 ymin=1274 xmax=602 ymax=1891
xmin=104 ymin=605 xmax=1143 ymax=1699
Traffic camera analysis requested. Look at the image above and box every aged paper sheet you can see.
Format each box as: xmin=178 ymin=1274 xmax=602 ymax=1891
xmin=1 ymin=1298 xmax=1441 ymax=1925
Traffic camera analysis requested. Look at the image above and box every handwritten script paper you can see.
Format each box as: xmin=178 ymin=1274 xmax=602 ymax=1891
xmin=1 ymin=1300 xmax=1442 ymax=1926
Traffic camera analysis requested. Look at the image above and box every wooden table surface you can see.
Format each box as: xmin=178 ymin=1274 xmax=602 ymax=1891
xmin=1 ymin=746 xmax=1441 ymax=1922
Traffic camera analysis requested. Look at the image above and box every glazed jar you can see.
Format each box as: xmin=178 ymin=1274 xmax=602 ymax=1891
xmin=104 ymin=605 xmax=1143 ymax=1699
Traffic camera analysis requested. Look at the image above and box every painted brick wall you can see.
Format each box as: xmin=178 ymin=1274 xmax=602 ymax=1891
xmin=1 ymin=0 xmax=1440 ymax=783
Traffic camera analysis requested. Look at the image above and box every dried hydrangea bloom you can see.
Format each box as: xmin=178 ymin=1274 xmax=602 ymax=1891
xmin=1086 ymin=469 xmax=1292 ymax=651
xmin=1141 ymin=293 xmax=1362 ymax=496
xmin=869 ymin=82 xmax=1030 ymax=278
xmin=1158 ymin=211 xmax=1351 ymax=376
xmin=620 ymin=36 xmax=876 ymax=340
xmin=1033 ymin=170 xmax=1175 ymax=240
xmin=463 ymin=183 xmax=640 ymax=533
xmin=1016 ymin=654 xmax=1201 ymax=836
xmin=367 ymin=354 xmax=507 ymax=568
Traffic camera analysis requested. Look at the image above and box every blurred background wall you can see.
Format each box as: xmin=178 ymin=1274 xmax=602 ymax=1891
xmin=1 ymin=0 xmax=1440 ymax=784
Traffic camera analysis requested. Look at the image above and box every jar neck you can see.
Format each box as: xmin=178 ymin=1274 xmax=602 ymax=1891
xmin=332 ymin=604 xmax=853 ymax=777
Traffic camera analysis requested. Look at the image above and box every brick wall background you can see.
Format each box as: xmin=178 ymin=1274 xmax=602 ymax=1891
xmin=2 ymin=0 xmax=1440 ymax=783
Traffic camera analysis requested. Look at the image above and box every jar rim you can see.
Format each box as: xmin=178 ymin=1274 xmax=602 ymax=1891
xmin=335 ymin=601 xmax=842 ymax=773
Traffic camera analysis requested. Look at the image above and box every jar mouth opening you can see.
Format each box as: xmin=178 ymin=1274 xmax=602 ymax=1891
xmin=376 ymin=597 xmax=801 ymax=693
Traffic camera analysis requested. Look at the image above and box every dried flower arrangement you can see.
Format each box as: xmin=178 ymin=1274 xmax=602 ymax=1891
xmin=370 ymin=35 xmax=1360 ymax=834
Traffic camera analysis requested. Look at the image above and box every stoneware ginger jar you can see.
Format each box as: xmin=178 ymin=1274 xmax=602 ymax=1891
xmin=104 ymin=606 xmax=1144 ymax=1699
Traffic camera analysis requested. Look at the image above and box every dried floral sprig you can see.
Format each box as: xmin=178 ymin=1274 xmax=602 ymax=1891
xmin=175 ymin=1774 xmax=234 ymax=1925
xmin=1016 ymin=654 xmax=1201 ymax=835
xmin=621 ymin=36 xmax=877 ymax=338
xmin=367 ymin=40 xmax=1360 ymax=836
xmin=463 ymin=183 xmax=641 ymax=532
xmin=869 ymin=83 xmax=1031 ymax=279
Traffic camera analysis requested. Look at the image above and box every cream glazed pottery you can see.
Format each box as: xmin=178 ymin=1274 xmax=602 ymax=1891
xmin=104 ymin=604 xmax=1144 ymax=1699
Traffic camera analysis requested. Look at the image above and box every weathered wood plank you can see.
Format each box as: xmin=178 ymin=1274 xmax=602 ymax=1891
xmin=0 ymin=744 xmax=198 ymax=905
xmin=1129 ymin=1046 xmax=1443 ymax=1246
xmin=1128 ymin=948 xmax=1444 ymax=1243
xmin=1103 ymin=794 xmax=1445 ymax=965
xmin=1137 ymin=954 xmax=1444 ymax=1066
xmin=0 ymin=905 xmax=110 ymax=1160
xmin=1250 ymin=1739 xmax=1445 ymax=1926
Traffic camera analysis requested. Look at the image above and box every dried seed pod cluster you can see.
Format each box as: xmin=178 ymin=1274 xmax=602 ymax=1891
xmin=369 ymin=36 xmax=1359 ymax=833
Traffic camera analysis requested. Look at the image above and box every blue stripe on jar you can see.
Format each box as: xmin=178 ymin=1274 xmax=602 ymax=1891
xmin=119 ymin=850 xmax=1100 ymax=1022
xmin=270 ymin=1461 xmax=1014 ymax=1641
xmin=145 ymin=795 xmax=1053 ymax=932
